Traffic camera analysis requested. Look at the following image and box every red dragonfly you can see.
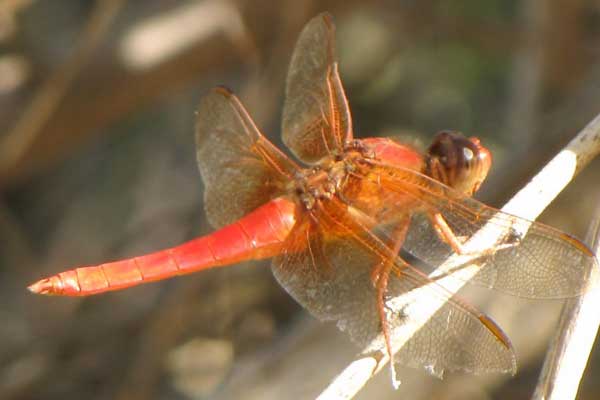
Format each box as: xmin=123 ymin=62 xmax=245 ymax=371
xmin=29 ymin=13 xmax=597 ymax=380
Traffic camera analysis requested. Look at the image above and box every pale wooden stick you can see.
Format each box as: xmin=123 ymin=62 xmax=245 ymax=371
xmin=532 ymin=204 xmax=600 ymax=400
xmin=317 ymin=113 xmax=600 ymax=400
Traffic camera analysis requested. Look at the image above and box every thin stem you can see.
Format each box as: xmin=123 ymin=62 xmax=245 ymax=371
xmin=532 ymin=203 xmax=600 ymax=400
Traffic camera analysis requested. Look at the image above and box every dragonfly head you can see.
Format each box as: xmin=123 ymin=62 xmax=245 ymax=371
xmin=425 ymin=131 xmax=492 ymax=195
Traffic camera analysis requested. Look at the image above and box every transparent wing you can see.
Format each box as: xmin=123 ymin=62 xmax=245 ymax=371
xmin=272 ymin=197 xmax=516 ymax=377
xmin=361 ymin=160 xmax=598 ymax=299
xmin=281 ymin=12 xmax=353 ymax=164
xmin=196 ymin=86 xmax=299 ymax=228
xmin=388 ymin=266 xmax=516 ymax=378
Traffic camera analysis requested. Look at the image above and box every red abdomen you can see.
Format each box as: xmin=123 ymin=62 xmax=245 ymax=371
xmin=29 ymin=197 xmax=297 ymax=296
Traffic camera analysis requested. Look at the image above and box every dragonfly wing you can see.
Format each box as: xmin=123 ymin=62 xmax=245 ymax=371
xmin=272 ymin=198 xmax=515 ymax=376
xmin=367 ymin=161 xmax=598 ymax=299
xmin=386 ymin=266 xmax=516 ymax=378
xmin=281 ymin=13 xmax=352 ymax=164
xmin=196 ymin=87 xmax=298 ymax=228
xmin=272 ymin=212 xmax=382 ymax=346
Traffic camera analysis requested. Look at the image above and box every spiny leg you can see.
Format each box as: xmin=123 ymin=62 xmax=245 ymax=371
xmin=428 ymin=211 xmax=518 ymax=256
xmin=371 ymin=218 xmax=410 ymax=387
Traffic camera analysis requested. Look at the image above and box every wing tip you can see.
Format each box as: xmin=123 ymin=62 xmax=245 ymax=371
xmin=213 ymin=85 xmax=235 ymax=98
xmin=319 ymin=11 xmax=334 ymax=27
xmin=559 ymin=231 xmax=598 ymax=260
xmin=478 ymin=314 xmax=514 ymax=352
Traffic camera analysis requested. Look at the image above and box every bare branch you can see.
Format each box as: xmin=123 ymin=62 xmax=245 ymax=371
xmin=533 ymin=203 xmax=600 ymax=400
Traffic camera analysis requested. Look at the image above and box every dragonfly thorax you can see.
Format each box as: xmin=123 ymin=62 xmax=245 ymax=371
xmin=290 ymin=158 xmax=352 ymax=210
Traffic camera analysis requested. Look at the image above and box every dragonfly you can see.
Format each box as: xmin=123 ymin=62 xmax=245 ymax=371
xmin=29 ymin=13 xmax=597 ymax=380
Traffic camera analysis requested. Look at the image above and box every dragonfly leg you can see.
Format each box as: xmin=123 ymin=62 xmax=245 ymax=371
xmin=375 ymin=262 xmax=396 ymax=382
xmin=428 ymin=211 xmax=519 ymax=257
xmin=370 ymin=218 xmax=411 ymax=287
xmin=372 ymin=219 xmax=410 ymax=385
xmin=428 ymin=211 xmax=468 ymax=254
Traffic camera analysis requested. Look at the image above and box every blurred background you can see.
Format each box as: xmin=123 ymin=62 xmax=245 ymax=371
xmin=2 ymin=1 xmax=600 ymax=399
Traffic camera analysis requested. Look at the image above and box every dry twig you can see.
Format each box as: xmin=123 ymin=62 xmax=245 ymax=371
xmin=532 ymin=202 xmax=600 ymax=399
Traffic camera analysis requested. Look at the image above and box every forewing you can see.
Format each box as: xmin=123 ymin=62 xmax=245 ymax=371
xmin=282 ymin=13 xmax=352 ymax=164
xmin=365 ymin=161 xmax=598 ymax=299
xmin=196 ymin=87 xmax=298 ymax=228
xmin=272 ymin=198 xmax=516 ymax=377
